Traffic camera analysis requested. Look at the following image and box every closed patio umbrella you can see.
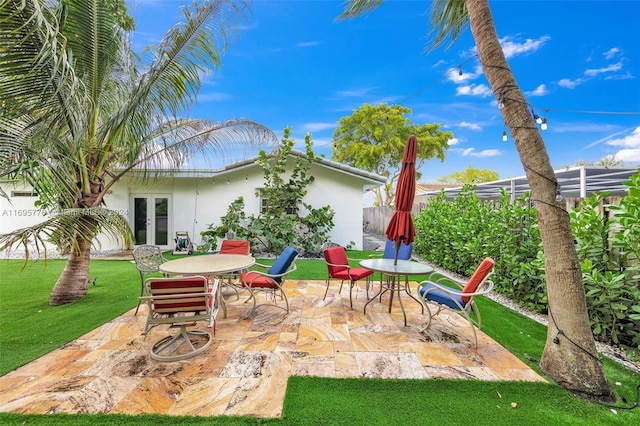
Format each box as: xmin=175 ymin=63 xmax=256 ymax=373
xmin=385 ymin=135 xmax=417 ymax=264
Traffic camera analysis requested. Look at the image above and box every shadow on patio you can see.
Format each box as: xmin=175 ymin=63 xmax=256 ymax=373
xmin=0 ymin=279 xmax=545 ymax=418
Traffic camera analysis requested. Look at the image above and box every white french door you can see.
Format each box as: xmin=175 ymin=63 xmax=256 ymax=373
xmin=130 ymin=194 xmax=171 ymax=248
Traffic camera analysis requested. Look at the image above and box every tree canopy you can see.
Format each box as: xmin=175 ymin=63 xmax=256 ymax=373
xmin=0 ymin=0 xmax=276 ymax=304
xmin=438 ymin=166 xmax=499 ymax=184
xmin=332 ymin=103 xmax=452 ymax=206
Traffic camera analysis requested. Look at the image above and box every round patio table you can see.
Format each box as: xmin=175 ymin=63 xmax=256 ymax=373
xmin=160 ymin=254 xmax=255 ymax=318
xmin=360 ymin=258 xmax=433 ymax=326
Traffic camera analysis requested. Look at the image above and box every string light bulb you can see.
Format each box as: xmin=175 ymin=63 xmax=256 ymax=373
xmin=555 ymin=185 xmax=563 ymax=202
xmin=541 ymin=117 xmax=548 ymax=131
xmin=502 ymin=130 xmax=508 ymax=142
xmin=498 ymin=95 xmax=505 ymax=109
xmin=458 ymin=68 xmax=463 ymax=80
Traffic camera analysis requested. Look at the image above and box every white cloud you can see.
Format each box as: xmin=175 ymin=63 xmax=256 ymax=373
xmin=612 ymin=149 xmax=640 ymax=162
xmin=453 ymin=147 xmax=501 ymax=157
xmin=448 ymin=137 xmax=461 ymax=146
xmin=334 ymin=87 xmax=378 ymax=98
xmin=606 ymin=126 xmax=640 ymax=148
xmin=526 ymin=84 xmax=548 ymax=97
xmin=558 ymin=78 xmax=582 ymax=89
xmin=604 ymin=47 xmax=621 ymax=60
xmin=458 ymin=121 xmax=482 ymax=131
xmin=499 ymin=35 xmax=550 ymax=58
xmin=301 ymin=122 xmax=335 ymax=132
xmin=295 ymin=41 xmax=321 ymax=48
xmin=606 ymin=127 xmax=640 ymax=162
xmin=585 ymin=62 xmax=623 ymax=76
xmin=456 ymin=84 xmax=492 ymax=97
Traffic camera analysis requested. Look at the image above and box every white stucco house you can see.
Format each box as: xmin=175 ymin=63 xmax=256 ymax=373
xmin=0 ymin=150 xmax=386 ymax=254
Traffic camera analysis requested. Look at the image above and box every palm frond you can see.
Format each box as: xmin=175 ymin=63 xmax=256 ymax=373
xmin=337 ymin=0 xmax=382 ymax=20
xmin=0 ymin=0 xmax=86 ymax=139
xmin=427 ymin=0 xmax=469 ymax=51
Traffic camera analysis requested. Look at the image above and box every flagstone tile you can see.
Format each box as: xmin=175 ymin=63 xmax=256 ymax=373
xmin=412 ymin=342 xmax=464 ymax=367
xmin=166 ymin=377 xmax=240 ymax=417
xmin=354 ymin=352 xmax=429 ymax=379
xmin=335 ymin=351 xmax=359 ymax=378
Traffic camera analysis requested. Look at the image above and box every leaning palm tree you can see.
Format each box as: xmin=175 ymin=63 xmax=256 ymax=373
xmin=0 ymin=0 xmax=277 ymax=305
xmin=339 ymin=0 xmax=614 ymax=401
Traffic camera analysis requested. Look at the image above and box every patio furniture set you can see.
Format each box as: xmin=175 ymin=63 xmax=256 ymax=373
xmin=132 ymin=239 xmax=494 ymax=362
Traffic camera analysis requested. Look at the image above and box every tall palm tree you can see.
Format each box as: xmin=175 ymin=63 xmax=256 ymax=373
xmin=339 ymin=0 xmax=614 ymax=400
xmin=0 ymin=0 xmax=277 ymax=305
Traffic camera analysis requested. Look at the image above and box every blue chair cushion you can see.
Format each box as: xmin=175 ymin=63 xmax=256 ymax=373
xmin=267 ymin=246 xmax=298 ymax=282
xmin=419 ymin=282 xmax=466 ymax=310
xmin=382 ymin=239 xmax=413 ymax=261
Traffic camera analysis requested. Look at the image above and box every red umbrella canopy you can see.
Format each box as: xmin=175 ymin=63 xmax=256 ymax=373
xmin=385 ymin=135 xmax=417 ymax=259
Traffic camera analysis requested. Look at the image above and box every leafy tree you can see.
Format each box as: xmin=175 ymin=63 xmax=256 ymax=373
xmin=438 ymin=166 xmax=499 ymax=184
xmin=339 ymin=0 xmax=614 ymax=400
xmin=332 ymin=103 xmax=451 ymax=206
xmin=574 ymin=156 xmax=626 ymax=168
xmin=0 ymin=0 xmax=276 ymax=305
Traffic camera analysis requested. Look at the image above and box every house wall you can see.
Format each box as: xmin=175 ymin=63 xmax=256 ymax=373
xmin=1 ymin=160 xmax=371 ymax=255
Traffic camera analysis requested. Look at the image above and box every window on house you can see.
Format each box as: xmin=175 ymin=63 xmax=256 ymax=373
xmin=258 ymin=189 xmax=297 ymax=214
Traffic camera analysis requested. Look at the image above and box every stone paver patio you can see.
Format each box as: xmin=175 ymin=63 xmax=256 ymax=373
xmin=0 ymin=278 xmax=545 ymax=418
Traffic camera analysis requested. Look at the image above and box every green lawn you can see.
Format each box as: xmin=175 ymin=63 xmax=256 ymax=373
xmin=1 ymin=253 xmax=639 ymax=425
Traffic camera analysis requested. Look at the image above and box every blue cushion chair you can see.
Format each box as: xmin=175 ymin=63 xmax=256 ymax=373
xmin=417 ymin=258 xmax=495 ymax=347
xmin=240 ymin=246 xmax=298 ymax=316
xmin=368 ymin=239 xmax=413 ymax=296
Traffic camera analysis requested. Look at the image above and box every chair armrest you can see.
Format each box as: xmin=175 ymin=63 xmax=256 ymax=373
xmin=325 ymin=260 xmax=351 ymax=269
xmin=426 ymin=272 xmax=465 ymax=290
xmin=417 ymin=279 xmax=494 ymax=298
xmin=243 ymin=263 xmax=297 ymax=286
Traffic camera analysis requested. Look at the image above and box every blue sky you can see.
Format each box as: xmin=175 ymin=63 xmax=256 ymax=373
xmin=126 ymin=0 xmax=640 ymax=182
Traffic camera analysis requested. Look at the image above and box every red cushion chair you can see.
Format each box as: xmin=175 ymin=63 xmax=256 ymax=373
xmin=417 ymin=258 xmax=495 ymax=347
xmin=323 ymin=246 xmax=374 ymax=309
xmin=139 ymin=275 xmax=219 ymax=361
xmin=217 ymin=239 xmax=251 ymax=300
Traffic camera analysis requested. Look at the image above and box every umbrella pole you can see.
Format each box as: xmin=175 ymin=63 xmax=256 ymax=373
xmin=394 ymin=240 xmax=400 ymax=265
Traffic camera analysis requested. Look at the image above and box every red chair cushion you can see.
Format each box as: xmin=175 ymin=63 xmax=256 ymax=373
xmin=324 ymin=246 xmax=349 ymax=276
xmin=149 ymin=277 xmax=208 ymax=314
xmin=240 ymin=271 xmax=278 ymax=289
xmin=461 ymin=258 xmax=495 ymax=303
xmin=220 ymin=240 xmax=250 ymax=255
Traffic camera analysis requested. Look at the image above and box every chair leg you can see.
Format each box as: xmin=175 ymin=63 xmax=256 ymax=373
xmin=150 ymin=326 xmax=212 ymax=362
xmin=135 ymin=276 xmax=145 ymax=315
xmin=323 ymin=277 xmax=331 ymax=300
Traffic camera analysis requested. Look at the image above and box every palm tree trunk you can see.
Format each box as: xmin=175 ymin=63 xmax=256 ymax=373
xmin=464 ymin=0 xmax=613 ymax=400
xmin=49 ymin=232 xmax=92 ymax=306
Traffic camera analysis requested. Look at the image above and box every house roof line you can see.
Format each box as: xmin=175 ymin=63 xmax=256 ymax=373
xmin=123 ymin=149 xmax=387 ymax=185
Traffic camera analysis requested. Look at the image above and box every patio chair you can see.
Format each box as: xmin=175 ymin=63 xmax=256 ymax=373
xmin=132 ymin=245 xmax=167 ymax=315
xmin=139 ymin=275 xmax=219 ymax=361
xmin=217 ymin=239 xmax=251 ymax=299
xmin=323 ymin=246 xmax=374 ymax=309
xmin=368 ymin=239 xmax=413 ymax=295
xmin=240 ymin=246 xmax=298 ymax=316
xmin=417 ymin=257 xmax=495 ymax=347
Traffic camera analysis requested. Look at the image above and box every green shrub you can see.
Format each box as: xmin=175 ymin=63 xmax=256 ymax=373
xmin=413 ymin=171 xmax=640 ymax=357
